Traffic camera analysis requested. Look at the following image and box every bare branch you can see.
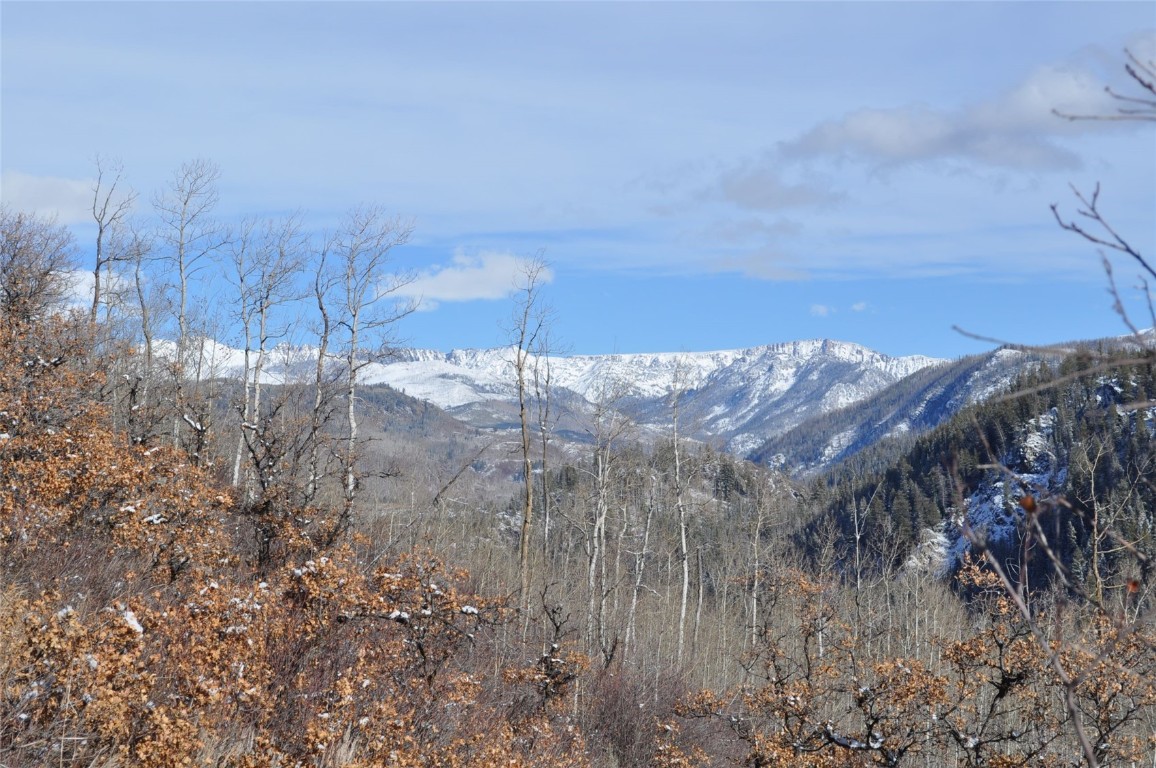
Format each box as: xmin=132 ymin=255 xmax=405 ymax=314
xmin=90 ymin=155 xmax=137 ymax=323
xmin=1051 ymin=182 xmax=1156 ymax=284
xmin=1053 ymin=47 xmax=1156 ymax=123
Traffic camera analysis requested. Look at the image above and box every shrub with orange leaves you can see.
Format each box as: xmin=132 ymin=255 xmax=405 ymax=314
xmin=677 ymin=569 xmax=952 ymax=767
xmin=676 ymin=560 xmax=1156 ymax=767
xmin=1 ymin=312 xmax=592 ymax=766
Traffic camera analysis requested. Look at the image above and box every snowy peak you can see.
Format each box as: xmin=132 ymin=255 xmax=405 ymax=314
xmin=160 ymin=335 xmax=944 ymax=459
xmin=674 ymin=341 xmax=941 ymax=454
xmin=364 ymin=339 xmax=943 ymax=453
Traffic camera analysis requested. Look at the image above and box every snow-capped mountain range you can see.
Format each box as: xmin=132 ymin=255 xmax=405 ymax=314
xmin=369 ymin=339 xmax=943 ymax=454
xmin=171 ymin=336 xmax=943 ymax=455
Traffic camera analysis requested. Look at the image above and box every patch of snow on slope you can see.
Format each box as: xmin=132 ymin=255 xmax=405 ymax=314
xmin=727 ymin=433 xmax=765 ymax=457
xmin=365 ymin=347 xmax=748 ymax=408
xmin=946 ymin=481 xmax=1023 ymax=567
xmin=905 ymin=525 xmax=950 ymax=577
xmin=821 ymin=382 xmax=864 ymax=410
xmin=551 ymin=349 xmax=745 ymax=400
xmin=966 ymin=348 xmax=1027 ymax=404
xmin=822 ymin=429 xmax=858 ymax=463
xmin=1016 ymin=410 xmax=1057 ymax=474
xmin=887 ymin=422 xmax=911 ymax=438
xmin=359 ymin=355 xmax=515 ymax=408
xmin=944 ymin=408 xmax=1063 ymax=570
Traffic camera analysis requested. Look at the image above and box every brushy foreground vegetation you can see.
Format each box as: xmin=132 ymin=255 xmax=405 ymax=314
xmin=0 ymin=313 xmax=591 ymax=767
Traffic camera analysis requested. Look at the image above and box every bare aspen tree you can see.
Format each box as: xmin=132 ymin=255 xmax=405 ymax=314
xmin=228 ymin=215 xmax=306 ymax=493
xmin=182 ymin=304 xmax=233 ymax=465
xmin=694 ymin=545 xmax=705 ymax=652
xmin=89 ymin=155 xmax=136 ymax=324
xmin=748 ymin=488 xmax=765 ymax=650
xmin=125 ymin=223 xmax=162 ymax=444
xmin=327 ymin=206 xmax=415 ymax=531
xmin=744 ymin=472 xmax=787 ymax=651
xmin=624 ymin=466 xmax=658 ymax=664
xmin=307 ymin=242 xmax=336 ymax=505
xmin=849 ymin=482 xmax=883 ymax=636
xmin=534 ymin=327 xmax=557 ymax=564
xmin=152 ymin=158 xmax=223 ymax=451
xmin=229 ymin=219 xmax=260 ymax=488
xmin=583 ymin=377 xmax=633 ymax=663
xmin=668 ymin=360 xmax=693 ymax=665
xmin=508 ymin=256 xmax=551 ymax=611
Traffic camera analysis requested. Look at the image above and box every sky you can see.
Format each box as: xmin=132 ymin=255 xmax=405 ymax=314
xmin=2 ymin=1 xmax=1154 ymax=360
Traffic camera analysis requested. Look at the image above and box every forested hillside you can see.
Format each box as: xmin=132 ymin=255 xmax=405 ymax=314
xmin=749 ymin=348 xmax=1044 ymax=474
xmin=805 ymin=348 xmax=1156 ymax=584
xmin=3 ymin=180 xmax=1155 ymax=766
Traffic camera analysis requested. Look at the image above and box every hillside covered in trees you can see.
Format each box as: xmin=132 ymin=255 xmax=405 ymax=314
xmin=803 ymin=347 xmax=1156 ymax=581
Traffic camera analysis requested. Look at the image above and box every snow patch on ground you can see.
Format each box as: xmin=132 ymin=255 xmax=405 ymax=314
xmin=966 ymin=348 xmax=1028 ymax=404
xmin=887 ymin=421 xmax=911 ymax=438
xmin=943 ymin=407 xmax=1064 ymax=571
xmin=904 ymin=525 xmax=950 ymax=576
xmin=822 ymin=429 xmax=858 ymax=463
xmin=946 ymin=480 xmax=1024 ymax=567
xmin=727 ymin=432 xmax=764 ymax=457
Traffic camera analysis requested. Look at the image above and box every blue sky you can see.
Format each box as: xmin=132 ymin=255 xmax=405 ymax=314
xmin=2 ymin=1 xmax=1154 ymax=359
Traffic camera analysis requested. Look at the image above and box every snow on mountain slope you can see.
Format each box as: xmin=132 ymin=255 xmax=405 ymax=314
xmin=751 ymin=347 xmax=1048 ymax=475
xmin=369 ymin=339 xmax=942 ymax=452
xmin=378 ymin=346 xmax=747 ymax=405
xmin=363 ymin=350 xmax=518 ymax=408
xmin=152 ymin=335 xmax=943 ymax=458
xmin=941 ymin=409 xmax=1065 ymax=575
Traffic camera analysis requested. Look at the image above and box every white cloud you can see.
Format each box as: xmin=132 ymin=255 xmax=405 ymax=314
xmin=709 ymin=246 xmax=808 ymax=281
xmin=65 ymin=270 xmax=95 ymax=309
xmin=398 ymin=250 xmax=553 ymax=310
xmin=983 ymin=65 xmax=1115 ymax=130
xmin=713 ymin=160 xmax=842 ymax=212
xmin=62 ymin=269 xmax=135 ymax=312
xmin=782 ymin=61 xmax=1129 ymax=172
xmin=850 ymin=301 xmax=868 ymax=312
xmin=1128 ymin=30 xmax=1156 ymax=63
xmin=1 ymin=171 xmax=94 ymax=224
xmin=785 ymin=104 xmax=1077 ymax=172
xmin=789 ymin=106 xmax=956 ymax=164
xmin=810 ymin=304 xmax=833 ymax=317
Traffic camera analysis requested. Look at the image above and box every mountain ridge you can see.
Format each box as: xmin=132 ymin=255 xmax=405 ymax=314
xmin=171 ymin=334 xmax=945 ymax=456
xmin=365 ymin=338 xmax=944 ymax=453
xmin=750 ymin=347 xmax=1046 ymax=474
